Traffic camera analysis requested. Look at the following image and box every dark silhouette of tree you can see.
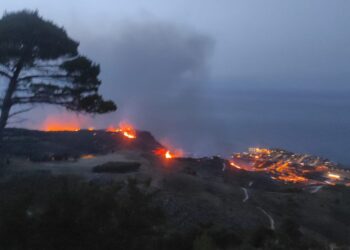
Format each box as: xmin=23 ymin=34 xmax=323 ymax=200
xmin=0 ymin=10 xmax=116 ymax=141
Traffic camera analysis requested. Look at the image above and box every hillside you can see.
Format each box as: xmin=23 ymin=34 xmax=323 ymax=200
xmin=2 ymin=128 xmax=162 ymax=161
xmin=0 ymin=128 xmax=349 ymax=249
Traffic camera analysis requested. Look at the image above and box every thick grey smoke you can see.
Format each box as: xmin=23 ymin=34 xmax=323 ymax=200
xmin=21 ymin=19 xmax=214 ymax=131
xmin=111 ymin=21 xmax=213 ymax=91
xmin=3 ymin=1 xmax=349 ymax=163
xmin=79 ymin=20 xmax=215 ymax=139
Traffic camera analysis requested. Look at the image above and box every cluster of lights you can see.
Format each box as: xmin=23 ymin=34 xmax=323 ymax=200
xmin=227 ymin=148 xmax=344 ymax=184
xmin=327 ymin=172 xmax=341 ymax=180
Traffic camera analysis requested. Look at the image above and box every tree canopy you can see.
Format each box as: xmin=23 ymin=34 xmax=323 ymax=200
xmin=0 ymin=10 xmax=116 ymax=137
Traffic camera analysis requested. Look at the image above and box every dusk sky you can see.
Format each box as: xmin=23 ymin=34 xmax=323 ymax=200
xmin=1 ymin=1 xmax=350 ymax=161
xmin=2 ymin=1 xmax=349 ymax=88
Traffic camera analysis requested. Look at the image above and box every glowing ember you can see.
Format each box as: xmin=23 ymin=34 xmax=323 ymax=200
xmin=154 ymin=148 xmax=169 ymax=159
xmin=165 ymin=150 xmax=173 ymax=159
xmin=81 ymin=154 xmax=96 ymax=159
xmin=106 ymin=122 xmax=137 ymax=139
xmin=154 ymin=147 xmax=183 ymax=159
xmin=39 ymin=114 xmax=92 ymax=132
xmin=106 ymin=126 xmax=118 ymax=133
xmin=123 ymin=131 xmax=136 ymax=139
xmin=42 ymin=121 xmax=80 ymax=132
xmin=44 ymin=125 xmax=80 ymax=132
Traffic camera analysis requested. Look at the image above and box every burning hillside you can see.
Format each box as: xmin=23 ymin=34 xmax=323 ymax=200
xmin=2 ymin=127 xmax=163 ymax=161
xmin=41 ymin=116 xmax=82 ymax=132
xmin=41 ymin=114 xmax=138 ymax=139
xmin=153 ymin=147 xmax=184 ymax=160
xmin=106 ymin=122 xmax=137 ymax=139
xmin=5 ymin=116 xmax=350 ymax=187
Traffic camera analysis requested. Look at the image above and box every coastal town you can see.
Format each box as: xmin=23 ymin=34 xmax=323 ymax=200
xmin=229 ymin=147 xmax=350 ymax=186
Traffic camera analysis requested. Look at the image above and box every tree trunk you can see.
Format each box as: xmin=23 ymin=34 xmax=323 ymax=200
xmin=0 ymin=61 xmax=23 ymax=145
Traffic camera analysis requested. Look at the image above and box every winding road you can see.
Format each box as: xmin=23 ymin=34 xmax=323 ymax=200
xmin=310 ymin=185 xmax=323 ymax=194
xmin=238 ymin=181 xmax=276 ymax=231
xmin=222 ymin=162 xmax=227 ymax=172
xmin=241 ymin=187 xmax=249 ymax=202
xmin=258 ymin=207 xmax=275 ymax=230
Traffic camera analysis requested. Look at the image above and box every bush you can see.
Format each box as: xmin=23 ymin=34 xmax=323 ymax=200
xmin=0 ymin=175 xmax=163 ymax=250
xmin=193 ymin=231 xmax=217 ymax=250
xmin=92 ymin=161 xmax=141 ymax=173
xmin=250 ymin=226 xmax=275 ymax=248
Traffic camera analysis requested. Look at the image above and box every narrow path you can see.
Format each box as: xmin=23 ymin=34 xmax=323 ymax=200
xmin=222 ymin=162 xmax=226 ymax=172
xmin=258 ymin=207 xmax=275 ymax=230
xmin=310 ymin=185 xmax=323 ymax=194
xmin=241 ymin=187 xmax=249 ymax=202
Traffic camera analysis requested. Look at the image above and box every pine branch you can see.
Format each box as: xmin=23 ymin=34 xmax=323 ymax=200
xmin=8 ymin=107 xmax=34 ymax=118
xmin=12 ymin=93 xmax=73 ymax=105
xmin=17 ymin=74 xmax=70 ymax=82
xmin=33 ymin=64 xmax=61 ymax=68
xmin=0 ymin=70 xmax=11 ymax=79
xmin=7 ymin=118 xmax=28 ymax=125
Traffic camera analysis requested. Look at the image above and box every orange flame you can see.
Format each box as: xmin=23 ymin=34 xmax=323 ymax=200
xmin=106 ymin=122 xmax=137 ymax=139
xmin=154 ymin=147 xmax=183 ymax=159
xmin=154 ymin=148 xmax=169 ymax=158
xmin=165 ymin=150 xmax=173 ymax=159
xmin=81 ymin=154 xmax=96 ymax=159
xmin=123 ymin=131 xmax=136 ymax=139
xmin=41 ymin=115 xmax=83 ymax=132
xmin=106 ymin=126 xmax=118 ymax=133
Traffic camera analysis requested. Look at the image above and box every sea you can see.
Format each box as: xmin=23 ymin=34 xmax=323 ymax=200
xmin=146 ymin=87 xmax=350 ymax=166
xmin=19 ymin=85 xmax=350 ymax=167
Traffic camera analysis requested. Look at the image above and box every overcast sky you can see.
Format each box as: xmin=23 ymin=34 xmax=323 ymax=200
xmin=2 ymin=0 xmax=350 ymax=88
xmin=1 ymin=1 xmax=350 ymax=158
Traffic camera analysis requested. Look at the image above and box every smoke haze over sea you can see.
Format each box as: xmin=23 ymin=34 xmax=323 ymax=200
xmin=1 ymin=0 xmax=349 ymax=164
